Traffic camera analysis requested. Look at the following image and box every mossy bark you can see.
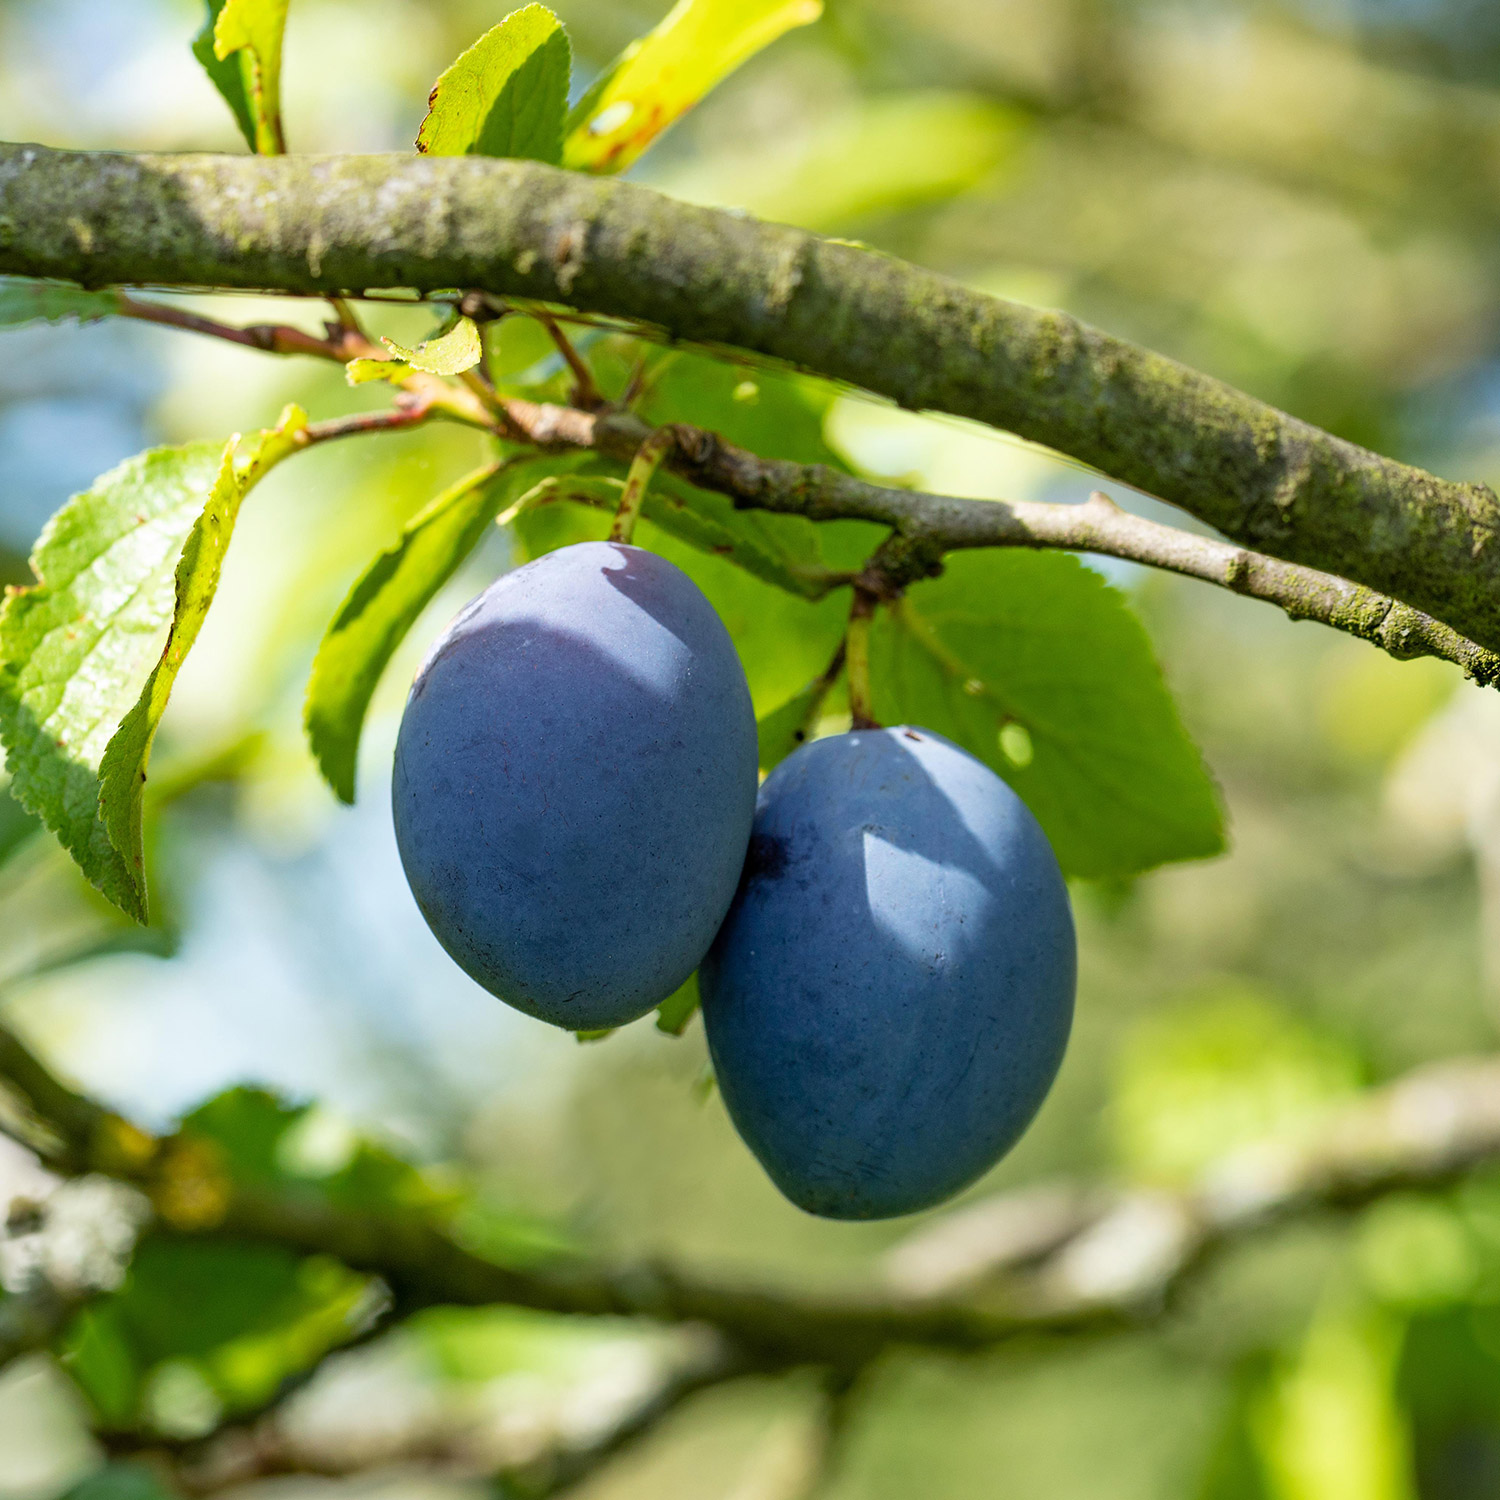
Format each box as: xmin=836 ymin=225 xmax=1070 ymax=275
xmin=5 ymin=142 xmax=1500 ymax=648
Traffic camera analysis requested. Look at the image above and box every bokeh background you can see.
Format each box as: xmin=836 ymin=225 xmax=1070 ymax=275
xmin=6 ymin=0 xmax=1500 ymax=1495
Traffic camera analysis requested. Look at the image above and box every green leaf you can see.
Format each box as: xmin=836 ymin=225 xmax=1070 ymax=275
xmin=417 ymin=4 xmax=572 ymax=165
xmin=0 ymin=277 xmax=123 ymax=329
xmin=306 ymin=461 xmax=511 ymax=803
xmin=345 ymin=356 xmax=413 ymax=386
xmin=0 ymin=774 xmax=39 ymax=868
xmin=656 ymin=972 xmax=700 ymax=1035
xmin=97 ymin=408 xmax=307 ymax=919
xmin=191 ymin=0 xmax=256 ymax=150
xmin=0 ymin=441 xmax=232 ymax=918
xmin=867 ymin=550 xmax=1225 ymax=879
xmin=381 ymin=316 xmax=483 ymax=377
xmin=563 ymin=0 xmax=822 ymax=174
xmin=212 ymin=0 xmax=289 ymax=154
xmin=61 ymin=1463 xmax=174 ymax=1500
xmin=755 ymin=671 xmax=833 ymax=771
xmin=0 ymin=415 xmax=303 ymax=923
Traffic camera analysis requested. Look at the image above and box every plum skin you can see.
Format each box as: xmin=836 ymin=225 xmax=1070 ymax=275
xmin=700 ymin=726 xmax=1076 ymax=1220
xmin=393 ymin=541 xmax=758 ymax=1031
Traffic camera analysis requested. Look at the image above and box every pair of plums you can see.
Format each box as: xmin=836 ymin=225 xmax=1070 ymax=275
xmin=393 ymin=542 xmax=1076 ymax=1219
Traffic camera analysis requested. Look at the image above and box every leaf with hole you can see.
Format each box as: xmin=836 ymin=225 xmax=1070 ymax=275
xmin=382 ymin=316 xmax=483 ymax=377
xmin=418 ymin=4 xmax=572 ymax=164
xmin=306 ymin=460 xmax=515 ymax=804
xmin=563 ymin=0 xmax=822 ymax=174
xmin=867 ymin=550 xmax=1225 ymax=879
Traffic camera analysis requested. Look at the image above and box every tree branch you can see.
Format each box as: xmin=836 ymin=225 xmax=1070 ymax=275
xmin=3 ymin=144 xmax=1499 ymax=650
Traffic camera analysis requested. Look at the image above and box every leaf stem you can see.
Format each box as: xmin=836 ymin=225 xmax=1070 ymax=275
xmin=536 ymin=310 xmax=605 ymax=409
xmin=610 ymin=426 xmax=677 ymax=544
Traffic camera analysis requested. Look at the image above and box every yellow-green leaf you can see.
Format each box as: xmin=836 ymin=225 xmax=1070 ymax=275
xmin=213 ymin=0 xmax=289 ymax=154
xmin=563 ymin=0 xmax=822 ymax=174
xmin=305 ymin=461 xmax=512 ymax=804
xmin=381 ymin=317 xmax=483 ymax=377
xmin=345 ymin=357 xmax=414 ymax=386
xmin=417 ymin=5 xmax=572 ymax=164
xmin=0 ymin=277 xmax=124 ymax=329
xmin=96 ymin=407 xmax=307 ymax=919
xmin=192 ymin=0 xmax=256 ymax=151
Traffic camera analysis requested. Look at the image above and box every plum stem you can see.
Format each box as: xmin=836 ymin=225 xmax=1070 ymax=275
xmin=846 ymin=590 xmax=881 ymax=730
xmin=611 ymin=426 xmax=678 ymax=544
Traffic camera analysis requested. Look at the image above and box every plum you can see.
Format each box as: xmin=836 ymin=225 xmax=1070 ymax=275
xmin=393 ymin=541 xmax=758 ymax=1030
xmin=700 ymin=726 xmax=1075 ymax=1219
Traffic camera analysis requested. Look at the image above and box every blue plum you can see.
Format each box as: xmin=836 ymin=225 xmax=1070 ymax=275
xmin=700 ymin=727 xmax=1075 ymax=1219
xmin=393 ymin=541 xmax=758 ymax=1031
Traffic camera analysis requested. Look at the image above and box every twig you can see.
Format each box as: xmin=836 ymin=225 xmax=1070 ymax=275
xmin=610 ymin=427 xmax=677 ymax=544
xmin=536 ymin=311 xmax=605 ymax=410
xmin=845 ymin=592 xmax=878 ymax=731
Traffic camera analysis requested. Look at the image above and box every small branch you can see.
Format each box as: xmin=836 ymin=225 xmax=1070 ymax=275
xmin=536 ymin=311 xmax=605 ymax=410
xmin=845 ymin=592 xmax=878 ymax=731
xmin=610 ymin=427 xmax=677 ymax=544
xmin=116 ymin=293 xmax=368 ymax=362
xmin=297 ymin=404 xmax=440 ymax=448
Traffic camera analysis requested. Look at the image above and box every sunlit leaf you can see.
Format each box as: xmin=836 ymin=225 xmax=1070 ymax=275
xmin=213 ymin=0 xmax=289 ymax=154
xmin=868 ymin=550 xmax=1226 ymax=879
xmin=191 ymin=0 xmax=256 ymax=150
xmin=306 ymin=460 xmax=511 ymax=804
xmin=563 ymin=0 xmax=822 ymax=174
xmin=0 ymin=441 xmax=232 ymax=918
xmin=344 ymin=356 xmax=413 ymax=385
xmin=97 ymin=407 xmax=307 ymax=920
xmin=418 ymin=4 xmax=571 ymax=164
xmin=656 ymin=971 xmax=700 ymax=1035
xmin=0 ymin=277 xmax=123 ymax=329
xmin=755 ymin=670 xmax=832 ymax=772
xmin=382 ymin=316 xmax=483 ymax=377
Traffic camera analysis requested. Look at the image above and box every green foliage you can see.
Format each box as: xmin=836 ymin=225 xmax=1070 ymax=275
xmin=61 ymin=1464 xmax=175 ymax=1500
xmin=0 ymin=277 xmax=123 ymax=329
xmin=211 ymin=0 xmax=289 ymax=154
xmin=0 ymin=440 xmax=234 ymax=918
xmin=417 ymin=4 xmax=571 ymax=164
xmin=867 ymin=551 xmax=1226 ymax=879
xmin=563 ymin=0 xmax=823 ymax=173
xmin=379 ymin=315 xmax=484 ymax=377
xmin=656 ymin=972 xmax=701 ymax=1035
xmin=62 ymin=1238 xmax=372 ymax=1433
xmin=0 ymin=775 xmax=38 ymax=868
xmin=755 ymin=670 xmax=832 ymax=771
xmin=306 ymin=461 xmax=511 ymax=803
xmin=191 ymin=0 xmax=256 ymax=151
xmin=98 ymin=408 xmax=307 ymax=920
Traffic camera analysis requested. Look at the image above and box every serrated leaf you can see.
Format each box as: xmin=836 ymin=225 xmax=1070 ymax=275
xmin=213 ymin=0 xmax=289 ymax=154
xmin=382 ymin=317 xmax=483 ymax=377
xmin=97 ymin=407 xmax=307 ymax=919
xmin=192 ymin=0 xmax=256 ymax=150
xmin=345 ymin=357 xmax=413 ymax=386
xmin=418 ymin=4 xmax=571 ymax=165
xmin=0 ymin=277 xmax=123 ymax=329
xmin=0 ymin=441 xmax=233 ymax=918
xmin=306 ymin=460 xmax=510 ymax=804
xmin=868 ymin=550 xmax=1225 ymax=879
xmin=563 ymin=0 xmax=822 ymax=174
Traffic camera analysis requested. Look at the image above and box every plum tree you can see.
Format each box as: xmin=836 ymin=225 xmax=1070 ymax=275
xmin=393 ymin=541 xmax=758 ymax=1031
xmin=700 ymin=727 xmax=1076 ymax=1219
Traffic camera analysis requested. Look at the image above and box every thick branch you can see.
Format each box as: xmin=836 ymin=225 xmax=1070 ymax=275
xmin=3 ymin=144 xmax=1499 ymax=649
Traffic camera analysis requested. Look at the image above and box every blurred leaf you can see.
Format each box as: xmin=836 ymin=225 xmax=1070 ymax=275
xmin=213 ymin=0 xmax=288 ymax=154
xmin=0 ymin=277 xmax=123 ymax=328
xmin=1109 ymin=983 xmax=1363 ymax=1185
xmin=417 ymin=4 xmax=571 ymax=164
xmin=0 ymin=775 xmax=39 ymax=868
xmin=98 ymin=407 xmax=307 ymax=921
xmin=63 ymin=1239 xmax=371 ymax=1429
xmin=0 ymin=440 xmax=233 ymax=918
xmin=60 ymin=1463 xmax=173 ymax=1500
xmin=868 ymin=551 xmax=1226 ymax=879
xmin=656 ymin=972 xmax=700 ymax=1035
xmin=192 ymin=0 xmax=256 ymax=151
xmin=665 ymin=91 xmax=1026 ymax=232
xmin=345 ymin=356 xmax=413 ymax=385
xmin=306 ymin=461 xmax=510 ymax=803
xmin=381 ymin=316 xmax=483 ymax=376
xmin=563 ymin=0 xmax=822 ymax=174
